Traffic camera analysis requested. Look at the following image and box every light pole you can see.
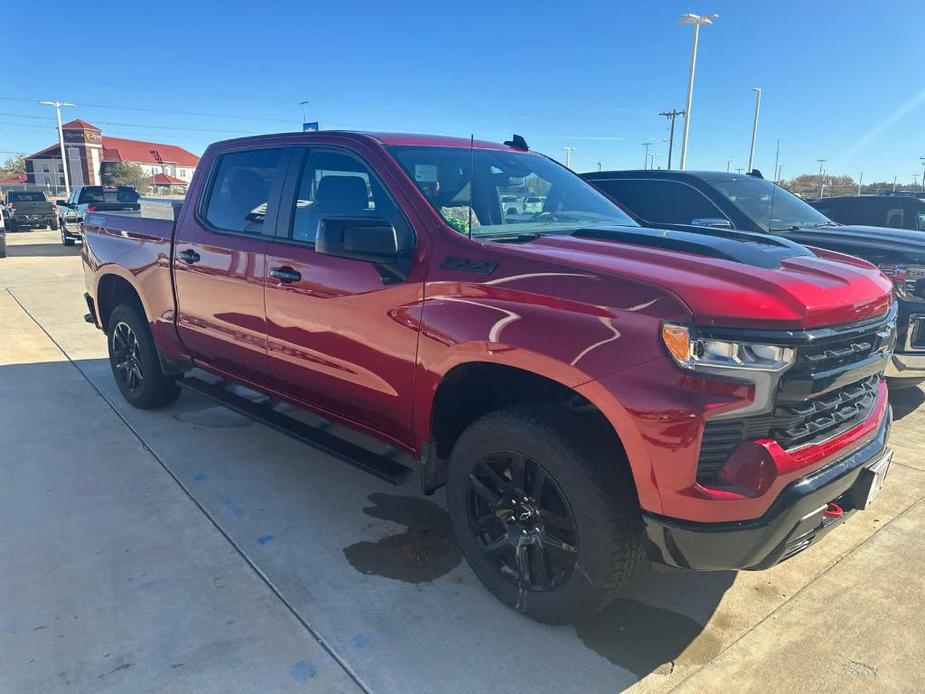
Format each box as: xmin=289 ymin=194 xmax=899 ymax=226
xmin=817 ymin=159 xmax=826 ymax=198
xmin=39 ymin=100 xmax=75 ymax=196
xmin=678 ymin=13 xmax=718 ymax=171
xmin=747 ymin=87 xmax=761 ymax=172
xmin=299 ymin=100 xmax=309 ymax=125
xmin=649 ymin=152 xmax=658 ymax=170
xmin=776 ymin=163 xmax=783 ymax=183
xmin=725 ymin=159 xmax=732 ymax=172
xmin=920 ymin=157 xmax=925 ymax=192
xmin=562 ymin=147 xmax=574 ymax=169
xmin=597 ymin=162 xmax=602 ymax=172
xmin=893 ymin=175 xmax=898 ymax=192
xmin=858 ymin=173 xmax=864 ymax=196
xmin=642 ymin=142 xmax=652 ymax=169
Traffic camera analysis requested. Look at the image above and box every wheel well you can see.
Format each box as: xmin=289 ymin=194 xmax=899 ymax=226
xmin=429 ymin=363 xmax=627 ymax=466
xmin=97 ymin=275 xmax=145 ymax=332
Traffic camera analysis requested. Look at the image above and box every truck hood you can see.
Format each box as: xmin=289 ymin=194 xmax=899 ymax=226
xmin=783 ymin=224 xmax=925 ymax=265
xmin=502 ymin=228 xmax=892 ymax=330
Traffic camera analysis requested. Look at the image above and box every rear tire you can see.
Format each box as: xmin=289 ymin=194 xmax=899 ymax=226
xmin=106 ymin=303 xmax=180 ymax=409
xmin=446 ymin=404 xmax=644 ymax=624
xmin=61 ymin=228 xmax=75 ymax=246
xmin=50 ymin=218 xmax=59 ymax=231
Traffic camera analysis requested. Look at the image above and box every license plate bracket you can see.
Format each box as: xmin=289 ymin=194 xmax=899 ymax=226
xmin=853 ymin=450 xmax=893 ymax=510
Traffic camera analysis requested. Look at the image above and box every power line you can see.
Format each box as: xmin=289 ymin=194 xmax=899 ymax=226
xmin=0 ymin=95 xmax=292 ymax=123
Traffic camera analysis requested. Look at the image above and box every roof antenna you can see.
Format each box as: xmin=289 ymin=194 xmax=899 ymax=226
xmin=467 ymin=134 xmax=475 ymax=240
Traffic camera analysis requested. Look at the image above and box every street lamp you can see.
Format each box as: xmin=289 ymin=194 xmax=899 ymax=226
xmin=678 ymin=12 xmax=718 ymax=171
xmin=817 ymin=159 xmax=826 ymax=198
xmin=562 ymin=147 xmax=574 ymax=169
xmin=39 ymin=100 xmax=75 ymax=196
xmin=920 ymin=157 xmax=925 ymax=192
xmin=747 ymin=87 xmax=761 ymax=172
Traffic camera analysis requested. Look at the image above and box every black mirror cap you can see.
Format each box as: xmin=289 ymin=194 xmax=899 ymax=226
xmin=316 ymin=217 xmax=401 ymax=263
xmin=55 ymin=199 xmax=68 ymax=206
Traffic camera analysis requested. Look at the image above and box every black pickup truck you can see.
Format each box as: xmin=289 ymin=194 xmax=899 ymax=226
xmin=582 ymin=169 xmax=925 ymax=388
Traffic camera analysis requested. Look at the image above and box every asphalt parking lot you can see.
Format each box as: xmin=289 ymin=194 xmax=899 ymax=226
xmin=2 ymin=228 xmax=925 ymax=693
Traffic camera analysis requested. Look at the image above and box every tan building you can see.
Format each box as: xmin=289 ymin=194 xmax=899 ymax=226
xmin=25 ymin=119 xmax=199 ymax=189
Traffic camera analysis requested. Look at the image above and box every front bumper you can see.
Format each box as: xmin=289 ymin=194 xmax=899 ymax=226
xmin=643 ymin=410 xmax=891 ymax=570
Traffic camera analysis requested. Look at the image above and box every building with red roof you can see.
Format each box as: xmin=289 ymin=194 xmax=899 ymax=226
xmin=25 ymin=119 xmax=199 ymax=191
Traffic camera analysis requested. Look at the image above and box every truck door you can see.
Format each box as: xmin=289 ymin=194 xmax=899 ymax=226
xmin=263 ymin=146 xmax=424 ymax=448
xmin=172 ymin=146 xmax=289 ymax=382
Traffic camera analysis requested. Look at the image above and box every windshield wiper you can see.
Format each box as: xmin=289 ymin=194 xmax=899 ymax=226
xmin=480 ymin=232 xmax=543 ymax=243
xmin=812 ymin=221 xmax=840 ymax=228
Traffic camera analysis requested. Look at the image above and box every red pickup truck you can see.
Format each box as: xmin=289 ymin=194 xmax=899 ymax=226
xmin=81 ymin=131 xmax=896 ymax=624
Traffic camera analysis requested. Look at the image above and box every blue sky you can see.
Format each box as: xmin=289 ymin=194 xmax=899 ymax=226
xmin=4 ymin=1 xmax=924 ymax=182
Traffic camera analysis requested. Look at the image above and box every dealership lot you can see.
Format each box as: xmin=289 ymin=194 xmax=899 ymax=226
xmin=2 ymin=229 xmax=925 ymax=693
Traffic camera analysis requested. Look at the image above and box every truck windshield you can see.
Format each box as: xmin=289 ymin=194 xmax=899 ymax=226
xmin=705 ymin=176 xmax=832 ymax=232
xmin=7 ymin=192 xmax=46 ymax=202
xmin=388 ymin=146 xmax=637 ymax=237
xmin=78 ymin=186 xmax=140 ymax=204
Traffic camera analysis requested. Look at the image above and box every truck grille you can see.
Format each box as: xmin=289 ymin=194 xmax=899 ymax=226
xmin=696 ymin=308 xmax=894 ymax=483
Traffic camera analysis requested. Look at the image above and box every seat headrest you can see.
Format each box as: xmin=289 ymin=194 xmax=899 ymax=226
xmin=315 ymin=175 xmax=368 ymax=211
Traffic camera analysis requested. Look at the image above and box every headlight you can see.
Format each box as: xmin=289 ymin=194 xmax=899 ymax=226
xmin=661 ymin=324 xmax=795 ymax=372
xmin=661 ymin=323 xmax=796 ymax=419
xmin=879 ymin=263 xmax=925 ymax=301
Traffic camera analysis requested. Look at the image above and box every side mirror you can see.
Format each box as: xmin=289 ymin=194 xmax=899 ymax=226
xmin=55 ymin=200 xmax=68 ymax=207
xmin=316 ymin=217 xmax=400 ymax=263
xmin=691 ymin=217 xmax=733 ymax=229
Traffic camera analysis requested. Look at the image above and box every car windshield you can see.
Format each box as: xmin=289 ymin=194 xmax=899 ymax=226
xmin=705 ymin=176 xmax=832 ymax=232
xmin=387 ymin=145 xmax=637 ymax=237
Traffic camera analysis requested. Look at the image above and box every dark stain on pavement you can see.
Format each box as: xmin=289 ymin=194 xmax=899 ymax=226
xmin=574 ymin=598 xmax=722 ymax=678
xmin=343 ymin=493 xmax=461 ymax=583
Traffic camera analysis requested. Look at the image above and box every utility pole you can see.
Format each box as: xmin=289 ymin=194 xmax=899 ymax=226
xmin=299 ymin=100 xmax=309 ymax=124
xmin=747 ymin=87 xmax=761 ymax=172
xmin=858 ymin=173 xmax=864 ymax=196
xmin=893 ymin=175 xmax=898 ymax=192
xmin=817 ymin=159 xmax=826 ymax=198
xmin=820 ymin=170 xmax=827 ymax=198
xmin=597 ymin=162 xmax=602 ymax=172
xmin=562 ymin=147 xmax=574 ymax=169
xmin=735 ymin=168 xmax=744 ymax=174
xmin=725 ymin=159 xmax=732 ymax=172
xmin=920 ymin=157 xmax=925 ymax=192
xmin=642 ymin=142 xmax=652 ymax=169
xmin=772 ymin=139 xmax=780 ymax=185
xmin=650 ymin=152 xmax=658 ymax=170
xmin=678 ymin=13 xmax=718 ymax=171
xmin=39 ymin=100 xmax=75 ymax=196
xmin=659 ymin=109 xmax=685 ymax=170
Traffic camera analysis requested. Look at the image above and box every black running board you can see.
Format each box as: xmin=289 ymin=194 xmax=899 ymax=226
xmin=178 ymin=376 xmax=411 ymax=486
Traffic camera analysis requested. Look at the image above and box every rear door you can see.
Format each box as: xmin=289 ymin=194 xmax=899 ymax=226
xmin=172 ymin=146 xmax=290 ymax=382
xmin=262 ymin=145 xmax=423 ymax=445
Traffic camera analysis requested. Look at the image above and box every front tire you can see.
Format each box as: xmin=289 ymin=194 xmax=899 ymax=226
xmin=107 ymin=303 xmax=180 ymax=409
xmin=446 ymin=405 xmax=644 ymax=624
xmin=61 ymin=228 xmax=75 ymax=246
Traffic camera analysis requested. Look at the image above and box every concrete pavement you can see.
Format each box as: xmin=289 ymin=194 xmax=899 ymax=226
xmin=2 ymin=229 xmax=924 ymax=693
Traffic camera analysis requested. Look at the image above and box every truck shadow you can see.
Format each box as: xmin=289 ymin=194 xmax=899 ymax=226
xmin=4 ymin=242 xmax=81 ymax=258
xmin=343 ymin=491 xmax=734 ymax=680
xmin=889 ymin=385 xmax=924 ymax=421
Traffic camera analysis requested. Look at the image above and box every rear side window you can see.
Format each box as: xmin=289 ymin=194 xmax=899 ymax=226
xmin=593 ymin=179 xmax=725 ymax=226
xmin=204 ymin=148 xmax=284 ymax=234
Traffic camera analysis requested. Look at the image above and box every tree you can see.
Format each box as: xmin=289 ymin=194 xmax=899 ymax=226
xmin=780 ymin=173 xmax=857 ymax=199
xmin=101 ymin=162 xmax=150 ymax=193
xmin=0 ymin=153 xmax=26 ymax=179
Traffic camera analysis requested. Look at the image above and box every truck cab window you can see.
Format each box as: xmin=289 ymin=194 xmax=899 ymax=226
xmin=204 ymin=148 xmax=284 ymax=234
xmin=290 ymin=149 xmax=399 ymax=245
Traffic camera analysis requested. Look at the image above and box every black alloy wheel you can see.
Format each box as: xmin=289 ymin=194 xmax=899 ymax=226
xmin=111 ymin=321 xmax=144 ymax=394
xmin=466 ymin=452 xmax=579 ymax=592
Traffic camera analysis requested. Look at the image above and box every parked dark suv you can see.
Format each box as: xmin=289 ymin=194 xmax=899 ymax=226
xmin=810 ymin=195 xmax=925 ymax=231
xmin=582 ymin=170 xmax=925 ymax=388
